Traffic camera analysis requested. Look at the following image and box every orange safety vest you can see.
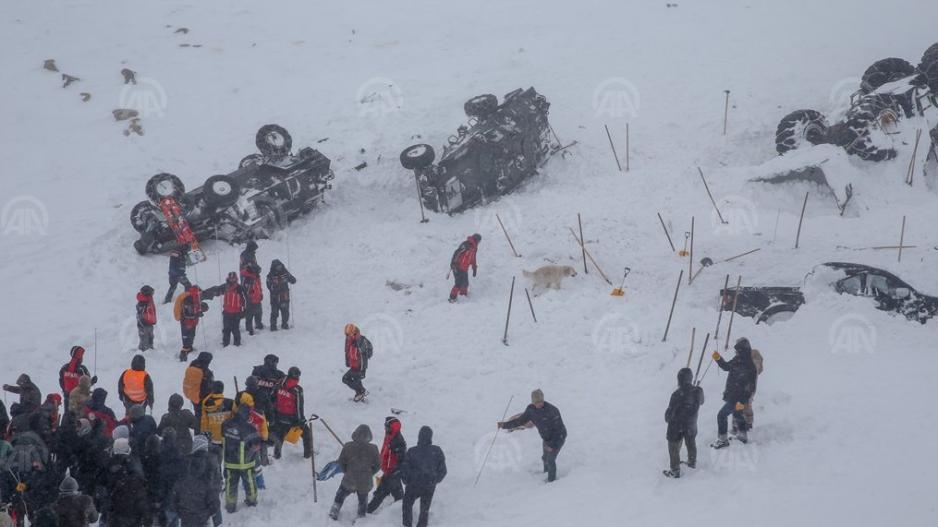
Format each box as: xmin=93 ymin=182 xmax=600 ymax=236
xmin=122 ymin=369 xmax=147 ymax=402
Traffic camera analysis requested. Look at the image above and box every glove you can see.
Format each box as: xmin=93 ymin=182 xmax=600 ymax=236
xmin=735 ymin=402 xmax=746 ymax=411
xmin=472 ymin=266 xmax=478 ymax=277
xmin=1 ymin=384 xmax=11 ymax=391
xmin=712 ymin=352 xmax=721 ymax=361
xmin=90 ymin=375 xmax=98 ymax=385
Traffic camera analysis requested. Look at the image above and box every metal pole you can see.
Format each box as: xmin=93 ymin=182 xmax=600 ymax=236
xmin=686 ymin=327 xmax=696 ymax=368
xmin=795 ymin=192 xmax=809 ymax=249
xmin=688 ymin=217 xmax=695 ymax=285
xmin=475 ymin=395 xmax=514 ymax=486
xmin=722 ymin=90 xmax=730 ymax=135
xmin=604 ymin=124 xmax=622 ymax=172
xmin=898 ymin=216 xmax=906 ymax=263
xmin=502 ymin=277 xmax=516 ymax=346
xmin=496 ymin=213 xmax=521 ymax=258
xmin=662 ymin=270 xmax=684 ymax=342
xmin=524 ymin=288 xmax=537 ymax=323
xmin=714 ymin=274 xmax=729 ymax=341
xmin=578 ymin=213 xmax=588 ymax=274
xmin=657 ymin=212 xmax=676 ymax=252
xmin=698 ymin=167 xmax=727 ymax=224
xmin=723 ymin=276 xmax=743 ymax=352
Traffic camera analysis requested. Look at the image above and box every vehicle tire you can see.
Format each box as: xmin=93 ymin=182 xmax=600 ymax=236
xmin=133 ymin=238 xmax=150 ymax=255
xmin=775 ymin=109 xmax=829 ymax=155
xmin=256 ymin=124 xmax=292 ymax=157
xmin=239 ymin=154 xmax=264 ymax=169
xmin=130 ymin=201 xmax=160 ymax=232
xmin=757 ymin=307 xmax=797 ymax=326
xmin=203 ymin=175 xmax=241 ymax=208
xmin=145 ymin=173 xmax=185 ymax=203
xmin=464 ymin=94 xmax=498 ymax=120
xmin=400 ymin=144 xmax=436 ymax=170
xmin=919 ymin=43 xmax=938 ymax=92
xmin=841 ymin=95 xmax=900 ymax=162
xmin=860 ymin=58 xmax=916 ymax=93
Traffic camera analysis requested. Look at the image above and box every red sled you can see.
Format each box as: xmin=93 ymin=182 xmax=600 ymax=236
xmin=158 ymin=197 xmax=206 ymax=264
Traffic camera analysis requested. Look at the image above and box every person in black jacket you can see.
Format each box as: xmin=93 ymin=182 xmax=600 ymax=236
xmin=266 ymin=259 xmax=296 ymax=331
xmin=106 ymin=439 xmax=150 ymax=527
xmin=367 ymin=417 xmax=406 ymax=513
xmin=59 ymin=346 xmax=95 ymax=411
xmin=55 ymin=475 xmax=99 ymax=527
xmin=498 ymin=389 xmax=567 ymax=482
xmin=711 ymin=337 xmax=758 ymax=448
xmin=3 ymin=374 xmax=43 ymax=414
xmin=251 ymin=355 xmax=285 ymax=418
xmin=663 ymin=368 xmax=704 ymax=478
xmin=239 ymin=241 xmax=258 ymax=273
xmin=127 ymin=404 xmax=159 ymax=454
xmin=400 ymin=426 xmax=446 ymax=527
xmin=158 ymin=393 xmax=197 ymax=455
xmin=222 ymin=405 xmax=262 ymax=513
xmin=168 ymin=449 xmax=220 ymax=527
xmin=0 ymin=399 xmax=8 ymax=436
xmin=164 ymin=247 xmax=192 ymax=305
xmin=271 ymin=367 xmax=311 ymax=459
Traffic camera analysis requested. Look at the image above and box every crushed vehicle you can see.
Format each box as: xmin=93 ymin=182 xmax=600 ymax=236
xmin=720 ymin=262 xmax=937 ymax=325
xmin=399 ymin=88 xmax=563 ymax=214
xmin=131 ymin=125 xmax=334 ymax=255
xmin=775 ymin=42 xmax=938 ymax=161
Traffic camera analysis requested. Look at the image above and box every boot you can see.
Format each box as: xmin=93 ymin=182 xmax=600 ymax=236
xmin=662 ymin=469 xmax=680 ymax=478
xmin=329 ymin=503 xmax=340 ymax=521
xmin=711 ymin=435 xmax=730 ymax=449
xmin=736 ymin=429 xmax=748 ymax=444
xmin=281 ymin=322 xmax=290 ymax=330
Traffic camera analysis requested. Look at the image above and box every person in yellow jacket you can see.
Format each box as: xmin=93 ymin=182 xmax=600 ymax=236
xmin=117 ymin=354 xmax=154 ymax=413
xmin=201 ymin=381 xmax=234 ymax=446
xmin=235 ymin=392 xmax=269 ymax=490
xmin=183 ymin=352 xmax=215 ymax=427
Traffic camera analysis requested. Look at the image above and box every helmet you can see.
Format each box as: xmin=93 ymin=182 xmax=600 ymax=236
xmin=344 ymin=323 xmax=359 ymax=336
xmin=288 ymin=366 xmax=301 ymax=379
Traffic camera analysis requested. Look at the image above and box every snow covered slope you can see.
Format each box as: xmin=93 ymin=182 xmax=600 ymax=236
xmin=2 ymin=1 xmax=937 ymax=525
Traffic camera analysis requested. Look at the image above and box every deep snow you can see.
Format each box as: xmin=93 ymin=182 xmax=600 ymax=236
xmin=2 ymin=1 xmax=938 ymax=526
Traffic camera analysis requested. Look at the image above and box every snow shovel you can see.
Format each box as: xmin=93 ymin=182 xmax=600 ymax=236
xmin=611 ymin=267 xmax=630 ymax=297
xmin=309 ymin=414 xmax=345 ymax=481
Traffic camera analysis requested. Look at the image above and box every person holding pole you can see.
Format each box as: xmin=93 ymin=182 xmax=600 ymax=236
xmin=711 ymin=337 xmax=758 ymax=448
xmin=663 ymin=368 xmax=704 ymax=478
xmin=448 ymin=234 xmax=481 ymax=303
xmin=497 ymin=389 xmax=567 ymax=482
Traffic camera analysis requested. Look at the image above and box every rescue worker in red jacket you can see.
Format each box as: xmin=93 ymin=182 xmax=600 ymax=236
xmin=272 ymin=367 xmax=311 ymax=459
xmin=179 ymin=285 xmax=207 ymax=362
xmin=367 ymin=416 xmax=407 ymax=513
xmin=342 ymin=324 xmax=373 ymax=402
xmin=240 ymin=264 xmax=265 ymax=335
xmin=136 ymin=285 xmax=157 ymax=352
xmin=59 ymin=345 xmax=96 ymax=412
xmin=448 ymin=234 xmax=481 ymax=302
xmin=118 ymin=354 xmax=154 ymax=412
xmin=221 ymin=272 xmax=246 ymax=347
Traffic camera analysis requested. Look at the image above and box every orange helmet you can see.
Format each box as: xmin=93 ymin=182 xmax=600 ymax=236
xmin=344 ymin=323 xmax=359 ymax=336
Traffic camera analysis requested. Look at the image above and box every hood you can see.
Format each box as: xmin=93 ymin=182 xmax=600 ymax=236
xmin=160 ymin=427 xmax=178 ymax=449
xmin=734 ymin=338 xmax=753 ymax=360
xmin=417 ymin=426 xmax=433 ymax=447
xmin=131 ymin=354 xmax=146 ymax=371
xmin=677 ymin=367 xmax=693 ymax=387
xmin=352 ymin=424 xmax=373 ymax=444
xmin=91 ymin=388 xmax=108 ymax=405
xmin=263 ymin=354 xmax=279 ymax=368
xmin=70 ymin=346 xmax=85 ymax=360
xmin=169 ymin=393 xmax=184 ymax=411
xmin=16 ymin=373 xmax=31 ymax=386
xmin=136 ymin=292 xmax=151 ymax=303
xmin=78 ymin=375 xmax=92 ymax=390
xmin=269 ymin=259 xmax=284 ymax=273
xmin=195 ymin=352 xmax=213 ymax=367
xmin=466 ymin=236 xmax=479 ymax=249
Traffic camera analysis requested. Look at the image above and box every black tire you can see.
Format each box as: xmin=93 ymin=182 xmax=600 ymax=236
xmin=860 ymin=58 xmax=916 ymax=93
xmin=239 ymin=154 xmax=264 ymax=169
xmin=256 ymin=124 xmax=292 ymax=157
xmin=464 ymin=94 xmax=498 ymax=120
xmin=775 ymin=109 xmax=829 ymax=155
xmin=130 ymin=201 xmax=160 ymax=232
xmin=400 ymin=144 xmax=436 ymax=170
xmin=840 ymin=95 xmax=900 ymax=162
xmin=203 ymin=175 xmax=240 ymax=208
xmin=145 ymin=173 xmax=185 ymax=203
xmin=919 ymin=43 xmax=938 ymax=92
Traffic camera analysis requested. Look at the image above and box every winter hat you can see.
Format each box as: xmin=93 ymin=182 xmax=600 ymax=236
xmin=245 ymin=376 xmax=259 ymax=389
xmin=191 ymin=434 xmax=210 ymax=454
xmin=140 ymin=285 xmax=154 ymax=296
xmin=169 ymin=393 xmax=184 ymax=411
xmin=113 ymin=437 xmax=131 ymax=456
xmin=161 ymin=426 xmax=178 ymax=445
xmin=246 ymin=240 xmax=258 ymax=252
xmin=70 ymin=345 xmax=85 ymax=358
xmin=46 ymin=394 xmax=62 ymax=407
xmin=531 ymin=389 xmax=545 ymax=404
xmin=734 ymin=337 xmax=752 ymax=355
xmin=196 ymin=351 xmax=213 ymax=365
xmin=288 ymin=366 xmax=301 ymax=379
xmin=238 ymin=392 xmax=255 ymax=407
xmin=59 ymin=476 xmax=79 ymax=495
xmin=263 ymin=354 xmax=279 ymax=367
xmin=212 ymin=380 xmax=225 ymax=394
xmin=16 ymin=374 xmax=31 ymax=386
xmin=112 ymin=425 xmax=130 ymax=440
xmin=76 ymin=418 xmax=92 ymax=437
xmin=129 ymin=404 xmax=146 ymax=420
xmin=385 ymin=416 xmax=401 ymax=434
xmin=471 ymin=233 xmax=482 ymax=243
xmin=131 ymin=354 xmax=146 ymax=370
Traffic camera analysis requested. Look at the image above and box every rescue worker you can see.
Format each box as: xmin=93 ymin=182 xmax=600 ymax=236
xmin=117 ymin=354 xmax=154 ymax=413
xmin=448 ymin=234 xmax=481 ymax=303
xmin=221 ymin=272 xmax=246 ymax=347
xmin=164 ymin=246 xmax=192 ymax=304
xmin=272 ymin=367 xmax=311 ymax=459
xmin=221 ymin=405 xmax=262 ymax=513
xmin=58 ymin=346 xmax=95 ymax=412
xmin=266 ymin=259 xmax=296 ymax=330
xmin=342 ymin=324 xmax=373 ymax=402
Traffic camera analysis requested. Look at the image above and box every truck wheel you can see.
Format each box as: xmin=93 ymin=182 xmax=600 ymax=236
xmin=919 ymin=43 xmax=938 ymax=92
xmin=860 ymin=58 xmax=916 ymax=93
xmin=145 ymin=173 xmax=185 ymax=203
xmin=203 ymin=175 xmax=241 ymax=208
xmin=775 ymin=109 xmax=829 ymax=155
xmin=400 ymin=144 xmax=436 ymax=170
xmin=841 ymin=95 xmax=900 ymax=162
xmin=464 ymin=94 xmax=498 ymax=120
xmin=130 ymin=201 xmax=160 ymax=232
xmin=256 ymin=124 xmax=292 ymax=157
xmin=239 ymin=154 xmax=264 ymax=169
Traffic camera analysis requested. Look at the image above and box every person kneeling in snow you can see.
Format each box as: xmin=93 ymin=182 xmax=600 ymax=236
xmin=498 ymin=389 xmax=567 ymax=482
xmin=663 ymin=367 xmax=704 ymax=478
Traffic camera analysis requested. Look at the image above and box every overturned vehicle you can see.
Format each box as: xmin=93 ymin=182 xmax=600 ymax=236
xmin=131 ymin=125 xmax=334 ymax=255
xmin=399 ymin=88 xmax=560 ymax=214
xmin=776 ymin=42 xmax=938 ymax=161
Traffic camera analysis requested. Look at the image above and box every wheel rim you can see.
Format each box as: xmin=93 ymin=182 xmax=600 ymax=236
xmin=407 ymin=145 xmax=428 ymax=158
xmin=156 ymin=180 xmax=176 ymax=197
xmin=212 ymin=181 xmax=233 ymax=196
xmin=266 ymin=132 xmax=285 ymax=148
xmin=803 ymin=122 xmax=825 ymax=143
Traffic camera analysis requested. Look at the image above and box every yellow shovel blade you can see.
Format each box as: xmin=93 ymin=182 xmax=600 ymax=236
xmin=610 ymin=288 xmax=625 ymax=297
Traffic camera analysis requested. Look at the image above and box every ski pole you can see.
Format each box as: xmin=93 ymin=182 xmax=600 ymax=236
xmin=475 ymin=395 xmax=514 ymax=486
xmin=693 ymin=332 xmax=711 ymax=385
xmin=713 ymin=274 xmax=729 ymax=341
xmin=309 ymin=415 xmax=319 ymax=503
xmin=698 ymin=356 xmax=716 ymax=385
xmin=314 ymin=415 xmax=345 ymax=448
xmin=524 ymin=288 xmax=537 ymax=323
xmin=723 ymin=276 xmax=742 ymax=352
xmin=502 ymin=277 xmax=515 ymax=346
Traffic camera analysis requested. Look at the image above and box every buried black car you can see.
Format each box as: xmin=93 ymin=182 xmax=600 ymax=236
xmin=399 ymin=87 xmax=562 ymax=214
xmin=720 ymin=262 xmax=938 ymax=325
xmin=131 ymin=125 xmax=334 ymax=254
